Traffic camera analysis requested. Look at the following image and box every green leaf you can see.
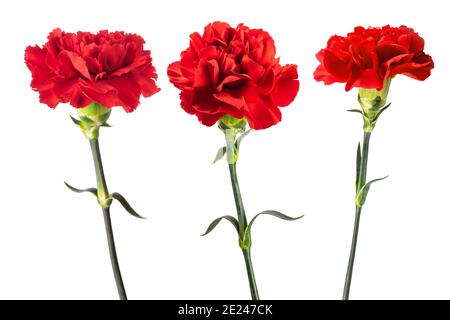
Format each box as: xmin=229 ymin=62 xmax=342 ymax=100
xmin=356 ymin=142 xmax=362 ymax=191
xmin=70 ymin=116 xmax=81 ymax=126
xmin=247 ymin=210 xmax=304 ymax=231
xmin=201 ymin=215 xmax=239 ymax=236
xmin=236 ymin=130 xmax=251 ymax=150
xmin=64 ymin=182 xmax=97 ymax=197
xmin=101 ymin=122 xmax=112 ymax=128
xmin=241 ymin=210 xmax=303 ymax=249
xmin=347 ymin=109 xmax=364 ymax=115
xmin=355 ymin=176 xmax=389 ymax=207
xmin=212 ymin=146 xmax=227 ymax=164
xmin=111 ymin=192 xmax=145 ymax=219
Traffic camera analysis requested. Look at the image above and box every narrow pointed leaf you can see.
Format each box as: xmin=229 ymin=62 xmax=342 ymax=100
xmin=70 ymin=116 xmax=81 ymax=126
xmin=212 ymin=146 xmax=227 ymax=164
xmin=64 ymin=182 xmax=97 ymax=197
xmin=347 ymin=109 xmax=364 ymax=115
xmin=242 ymin=210 xmax=303 ymax=247
xmin=236 ymin=130 xmax=251 ymax=149
xmin=201 ymin=215 xmax=239 ymax=236
xmin=102 ymin=123 xmax=112 ymax=128
xmin=111 ymin=192 xmax=145 ymax=219
xmin=356 ymin=176 xmax=389 ymax=207
xmin=356 ymin=142 xmax=362 ymax=191
xmin=248 ymin=210 xmax=303 ymax=234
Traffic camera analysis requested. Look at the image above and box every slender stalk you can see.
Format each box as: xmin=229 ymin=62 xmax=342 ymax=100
xmin=342 ymin=206 xmax=362 ymax=300
xmin=102 ymin=206 xmax=127 ymax=300
xmin=228 ymin=163 xmax=260 ymax=300
xmin=342 ymin=132 xmax=371 ymax=300
xmin=90 ymin=139 xmax=109 ymax=202
xmin=89 ymin=139 xmax=127 ymax=300
xmin=228 ymin=164 xmax=248 ymax=235
xmin=242 ymin=248 xmax=259 ymax=300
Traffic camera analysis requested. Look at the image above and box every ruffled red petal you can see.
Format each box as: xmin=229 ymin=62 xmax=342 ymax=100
xmin=167 ymin=22 xmax=299 ymax=130
xmin=25 ymin=29 xmax=159 ymax=111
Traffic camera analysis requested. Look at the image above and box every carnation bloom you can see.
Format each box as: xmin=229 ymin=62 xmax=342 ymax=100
xmin=314 ymin=25 xmax=434 ymax=91
xmin=25 ymin=28 xmax=160 ymax=112
xmin=167 ymin=21 xmax=299 ymax=130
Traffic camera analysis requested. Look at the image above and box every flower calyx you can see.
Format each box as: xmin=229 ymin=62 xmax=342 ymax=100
xmin=355 ymin=78 xmax=392 ymax=132
xmin=71 ymin=103 xmax=112 ymax=140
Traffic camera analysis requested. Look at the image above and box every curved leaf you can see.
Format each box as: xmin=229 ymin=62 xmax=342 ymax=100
xmin=248 ymin=210 xmax=304 ymax=232
xmin=236 ymin=130 xmax=251 ymax=150
xmin=355 ymin=176 xmax=389 ymax=207
xmin=212 ymin=146 xmax=227 ymax=164
xmin=111 ymin=192 xmax=145 ymax=219
xmin=201 ymin=215 xmax=239 ymax=236
xmin=241 ymin=210 xmax=303 ymax=248
xmin=347 ymin=109 xmax=364 ymax=115
xmin=64 ymin=182 xmax=97 ymax=197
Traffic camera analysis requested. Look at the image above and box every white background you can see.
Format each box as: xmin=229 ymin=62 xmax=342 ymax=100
xmin=0 ymin=0 xmax=449 ymax=300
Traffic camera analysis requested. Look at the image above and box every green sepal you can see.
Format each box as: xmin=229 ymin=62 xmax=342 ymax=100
xmin=358 ymin=78 xmax=391 ymax=114
xmin=355 ymin=176 xmax=389 ymax=207
xmin=212 ymin=146 xmax=227 ymax=164
xmin=70 ymin=115 xmax=101 ymax=140
xmin=201 ymin=215 xmax=239 ymax=236
xmin=64 ymin=182 xmax=97 ymax=197
xmin=219 ymin=115 xmax=247 ymax=132
xmin=111 ymin=192 xmax=145 ymax=219
xmin=70 ymin=103 xmax=112 ymax=140
xmin=241 ymin=211 xmax=303 ymax=250
xmin=77 ymin=103 xmax=111 ymax=125
xmin=78 ymin=115 xmax=97 ymax=126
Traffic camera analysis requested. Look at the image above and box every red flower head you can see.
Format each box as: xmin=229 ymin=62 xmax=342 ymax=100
xmin=314 ymin=25 xmax=434 ymax=91
xmin=25 ymin=29 xmax=160 ymax=112
xmin=167 ymin=21 xmax=299 ymax=130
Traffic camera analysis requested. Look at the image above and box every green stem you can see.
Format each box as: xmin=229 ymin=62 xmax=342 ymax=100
xmin=228 ymin=164 xmax=248 ymax=235
xmin=343 ymin=132 xmax=371 ymax=300
xmin=242 ymin=248 xmax=259 ymax=300
xmin=342 ymin=206 xmax=362 ymax=300
xmin=102 ymin=206 xmax=127 ymax=300
xmin=228 ymin=163 xmax=259 ymax=300
xmin=89 ymin=139 xmax=127 ymax=300
xmin=90 ymin=139 xmax=109 ymax=202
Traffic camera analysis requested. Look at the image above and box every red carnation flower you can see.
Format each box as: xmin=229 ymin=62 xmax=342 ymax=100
xmin=25 ymin=29 xmax=160 ymax=112
xmin=167 ymin=21 xmax=299 ymax=130
xmin=314 ymin=25 xmax=434 ymax=91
